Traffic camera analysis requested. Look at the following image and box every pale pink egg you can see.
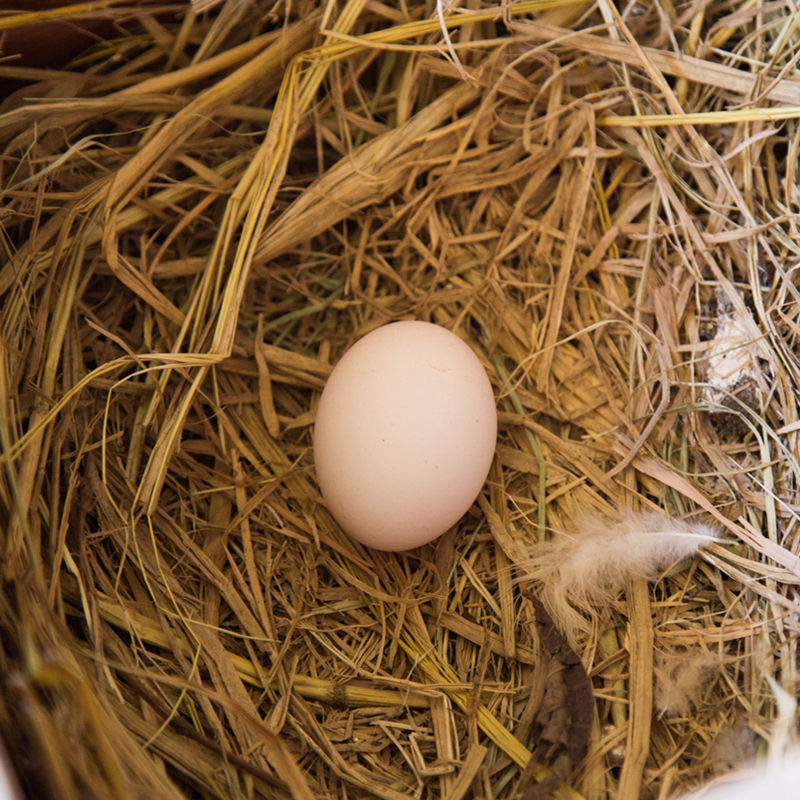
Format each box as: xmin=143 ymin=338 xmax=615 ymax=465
xmin=313 ymin=320 xmax=497 ymax=551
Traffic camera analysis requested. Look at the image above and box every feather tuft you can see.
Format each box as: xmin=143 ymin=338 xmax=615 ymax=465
xmin=654 ymin=649 xmax=720 ymax=716
xmin=710 ymin=724 xmax=758 ymax=774
xmin=519 ymin=510 xmax=718 ymax=645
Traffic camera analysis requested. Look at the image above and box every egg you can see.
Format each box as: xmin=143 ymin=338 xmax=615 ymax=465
xmin=313 ymin=320 xmax=497 ymax=551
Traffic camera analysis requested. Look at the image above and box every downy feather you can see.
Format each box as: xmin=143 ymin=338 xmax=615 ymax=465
xmin=654 ymin=649 xmax=720 ymax=716
xmin=520 ymin=510 xmax=718 ymax=646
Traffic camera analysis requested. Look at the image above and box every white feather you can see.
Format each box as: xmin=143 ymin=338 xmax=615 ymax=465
xmin=520 ymin=510 xmax=718 ymax=645
xmin=679 ymin=756 xmax=800 ymax=800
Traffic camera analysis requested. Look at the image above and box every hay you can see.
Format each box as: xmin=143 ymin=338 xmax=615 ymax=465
xmin=1 ymin=0 xmax=800 ymax=798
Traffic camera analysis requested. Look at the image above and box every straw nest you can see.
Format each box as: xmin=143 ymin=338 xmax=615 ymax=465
xmin=2 ymin=1 xmax=800 ymax=798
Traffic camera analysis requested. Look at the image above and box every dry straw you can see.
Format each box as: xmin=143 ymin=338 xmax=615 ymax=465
xmin=1 ymin=0 xmax=800 ymax=798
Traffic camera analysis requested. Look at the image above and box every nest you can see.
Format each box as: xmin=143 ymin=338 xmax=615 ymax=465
xmin=2 ymin=1 xmax=800 ymax=798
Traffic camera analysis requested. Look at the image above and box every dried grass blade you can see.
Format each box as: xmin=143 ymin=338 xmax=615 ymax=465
xmin=100 ymin=235 xmax=186 ymax=324
xmin=253 ymin=727 xmax=316 ymax=800
xmin=256 ymin=80 xmax=480 ymax=263
xmin=400 ymin=608 xmax=585 ymax=800
xmin=537 ymin=109 xmax=596 ymax=392
xmin=512 ymin=20 xmax=800 ymax=105
xmin=254 ymin=318 xmax=281 ymax=438
xmin=313 ymin=0 xmax=588 ymax=61
xmin=442 ymin=743 xmax=488 ymax=800
xmin=116 ymin=30 xmax=283 ymax=97
xmin=616 ymin=579 xmax=653 ymax=800
xmin=104 ymin=17 xmax=316 ymax=213
xmin=87 ymin=592 xmax=433 ymax=707
xmin=0 ymin=0 xmax=124 ymax=29
xmin=600 ymin=106 xmax=800 ymax=127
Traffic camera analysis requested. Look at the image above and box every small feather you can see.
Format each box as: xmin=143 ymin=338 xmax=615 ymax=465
xmin=654 ymin=649 xmax=719 ymax=716
xmin=710 ymin=725 xmax=758 ymax=774
xmin=519 ymin=510 xmax=718 ymax=645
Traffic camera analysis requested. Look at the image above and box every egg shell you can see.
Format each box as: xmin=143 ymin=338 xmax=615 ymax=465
xmin=313 ymin=320 xmax=497 ymax=551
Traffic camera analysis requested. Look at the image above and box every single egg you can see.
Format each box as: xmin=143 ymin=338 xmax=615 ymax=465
xmin=313 ymin=320 xmax=497 ymax=551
